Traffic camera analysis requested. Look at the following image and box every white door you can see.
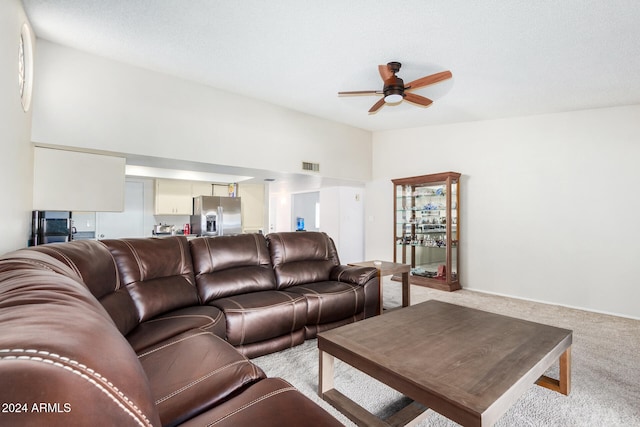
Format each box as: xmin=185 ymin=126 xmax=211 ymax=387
xmin=269 ymin=193 xmax=293 ymax=233
xmin=96 ymin=181 xmax=145 ymax=239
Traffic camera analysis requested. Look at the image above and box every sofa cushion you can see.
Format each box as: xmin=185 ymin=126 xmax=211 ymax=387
xmin=211 ymin=291 xmax=307 ymax=347
xmin=137 ymin=329 xmax=265 ymax=427
xmin=0 ymin=268 xmax=161 ymax=427
xmin=267 ymin=232 xmax=340 ymax=289
xmin=179 ymin=377 xmax=343 ymax=427
xmin=190 ymin=234 xmax=277 ymax=302
xmin=235 ymin=329 xmax=306 ymax=359
xmin=304 ymin=315 xmax=365 ymax=340
xmin=101 ymin=236 xmax=199 ymax=322
xmin=28 ymin=240 xmax=139 ymax=335
xmin=285 ymin=280 xmax=365 ymax=325
xmin=127 ymin=305 xmax=226 ymax=353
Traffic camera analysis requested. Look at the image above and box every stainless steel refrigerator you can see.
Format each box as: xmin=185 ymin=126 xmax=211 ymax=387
xmin=190 ymin=196 xmax=242 ymax=236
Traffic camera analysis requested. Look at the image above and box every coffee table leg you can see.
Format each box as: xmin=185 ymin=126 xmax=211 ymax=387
xmin=318 ymin=350 xmax=334 ymax=397
xmin=558 ymin=347 xmax=571 ymax=395
xmin=319 ymin=348 xmax=430 ymax=426
xmin=536 ymin=346 xmax=571 ymax=395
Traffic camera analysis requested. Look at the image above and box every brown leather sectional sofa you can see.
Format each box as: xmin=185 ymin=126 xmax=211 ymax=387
xmin=0 ymin=231 xmax=378 ymax=426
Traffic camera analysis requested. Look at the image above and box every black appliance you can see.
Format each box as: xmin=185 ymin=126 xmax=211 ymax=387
xmin=30 ymin=211 xmax=74 ymax=246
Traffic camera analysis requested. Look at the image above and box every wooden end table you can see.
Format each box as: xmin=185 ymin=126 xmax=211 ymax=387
xmin=349 ymin=261 xmax=410 ymax=315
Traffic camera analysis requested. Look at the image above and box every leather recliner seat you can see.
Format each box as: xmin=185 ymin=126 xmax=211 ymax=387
xmin=191 ymin=233 xmax=309 ymax=357
xmin=267 ymin=232 xmax=379 ymax=338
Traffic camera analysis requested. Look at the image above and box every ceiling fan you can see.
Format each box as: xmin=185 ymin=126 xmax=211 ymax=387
xmin=338 ymin=62 xmax=452 ymax=114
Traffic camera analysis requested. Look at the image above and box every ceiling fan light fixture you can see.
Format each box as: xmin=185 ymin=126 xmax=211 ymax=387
xmin=383 ymin=75 xmax=405 ymax=104
xmin=384 ymin=93 xmax=403 ymax=104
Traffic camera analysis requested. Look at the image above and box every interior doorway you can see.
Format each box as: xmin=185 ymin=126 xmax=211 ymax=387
xmin=291 ymin=191 xmax=320 ymax=232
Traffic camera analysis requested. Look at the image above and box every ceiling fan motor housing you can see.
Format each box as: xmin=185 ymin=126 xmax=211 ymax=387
xmin=384 ymin=76 xmax=405 ymax=102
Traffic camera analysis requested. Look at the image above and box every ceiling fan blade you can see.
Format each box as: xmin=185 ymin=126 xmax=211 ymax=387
xmin=368 ymin=97 xmax=386 ymax=114
xmin=404 ymin=93 xmax=433 ymax=107
xmin=378 ymin=64 xmax=393 ymax=82
xmin=338 ymin=90 xmax=382 ymax=96
xmin=405 ymin=70 xmax=452 ymax=91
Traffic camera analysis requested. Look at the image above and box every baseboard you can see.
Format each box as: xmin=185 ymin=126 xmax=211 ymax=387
xmin=462 ymin=287 xmax=640 ymax=321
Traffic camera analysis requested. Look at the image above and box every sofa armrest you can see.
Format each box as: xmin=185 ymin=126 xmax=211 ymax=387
xmin=330 ymin=265 xmax=377 ymax=286
xmin=0 ymin=268 xmax=162 ymax=427
xmin=331 ymin=265 xmax=379 ymax=318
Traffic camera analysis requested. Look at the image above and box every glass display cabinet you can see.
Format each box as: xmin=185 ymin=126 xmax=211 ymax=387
xmin=392 ymin=172 xmax=461 ymax=291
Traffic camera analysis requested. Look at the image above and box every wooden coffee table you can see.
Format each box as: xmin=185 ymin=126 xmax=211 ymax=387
xmin=318 ymin=300 xmax=572 ymax=427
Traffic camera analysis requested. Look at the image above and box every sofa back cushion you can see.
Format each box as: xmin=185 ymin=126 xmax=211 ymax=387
xmin=190 ymin=234 xmax=277 ymax=303
xmin=266 ymin=232 xmax=340 ymax=289
xmin=101 ymin=236 xmax=199 ymax=322
xmin=27 ymin=240 xmax=139 ymax=335
xmin=0 ymin=248 xmax=85 ymax=281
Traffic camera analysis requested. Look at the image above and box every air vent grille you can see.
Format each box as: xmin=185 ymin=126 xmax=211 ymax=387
xmin=302 ymin=162 xmax=320 ymax=172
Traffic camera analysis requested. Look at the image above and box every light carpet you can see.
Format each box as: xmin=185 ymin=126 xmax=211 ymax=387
xmin=253 ymin=280 xmax=640 ymax=426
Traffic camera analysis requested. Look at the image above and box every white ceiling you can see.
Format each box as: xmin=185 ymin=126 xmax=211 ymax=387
xmin=22 ymin=0 xmax=640 ymax=133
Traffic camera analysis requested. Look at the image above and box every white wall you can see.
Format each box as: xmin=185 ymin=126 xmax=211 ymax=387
xmin=366 ymin=105 xmax=640 ymax=319
xmin=0 ymin=1 xmax=34 ymax=253
xmin=30 ymin=40 xmax=372 ymax=183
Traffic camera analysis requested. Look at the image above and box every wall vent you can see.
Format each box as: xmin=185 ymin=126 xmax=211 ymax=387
xmin=302 ymin=161 xmax=320 ymax=172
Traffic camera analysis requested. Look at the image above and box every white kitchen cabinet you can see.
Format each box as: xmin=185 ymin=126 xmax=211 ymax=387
xmin=155 ymin=179 xmax=192 ymax=215
xmin=155 ymin=179 xmax=216 ymax=215
xmin=34 ymin=147 xmax=125 ymax=211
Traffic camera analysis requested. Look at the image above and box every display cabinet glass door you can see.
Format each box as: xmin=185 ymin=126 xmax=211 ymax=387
xmin=393 ymin=172 xmax=460 ymax=292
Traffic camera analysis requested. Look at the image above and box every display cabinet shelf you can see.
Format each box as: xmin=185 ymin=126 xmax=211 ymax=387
xmin=392 ymin=172 xmax=461 ymax=292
